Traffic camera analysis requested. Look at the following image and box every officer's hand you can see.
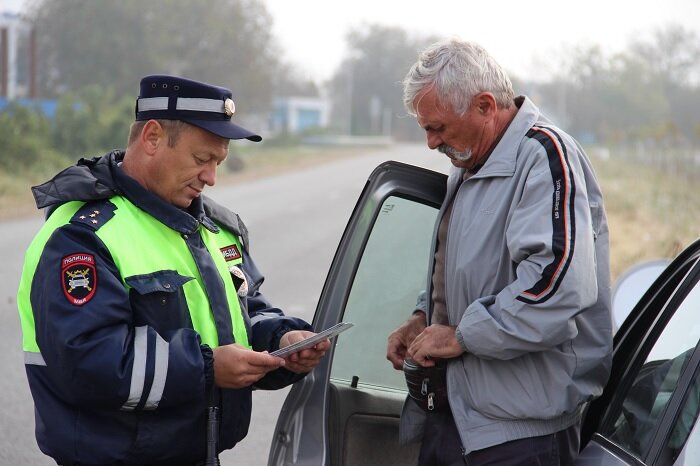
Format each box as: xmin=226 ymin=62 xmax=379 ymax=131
xmin=386 ymin=312 xmax=427 ymax=370
xmin=279 ymin=330 xmax=331 ymax=374
xmin=213 ymin=344 xmax=285 ymax=389
xmin=407 ymin=324 xmax=464 ymax=367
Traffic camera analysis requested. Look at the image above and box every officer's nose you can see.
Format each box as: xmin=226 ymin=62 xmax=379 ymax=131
xmin=200 ymin=164 xmax=217 ymax=187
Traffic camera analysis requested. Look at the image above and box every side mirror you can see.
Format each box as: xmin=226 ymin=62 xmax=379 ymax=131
xmin=611 ymin=260 xmax=670 ymax=334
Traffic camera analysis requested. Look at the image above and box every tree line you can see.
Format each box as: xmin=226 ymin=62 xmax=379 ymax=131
xmin=2 ymin=0 xmax=699 ymax=174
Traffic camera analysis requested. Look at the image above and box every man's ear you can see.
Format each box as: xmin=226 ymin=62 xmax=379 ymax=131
xmin=140 ymin=120 xmax=165 ymax=156
xmin=474 ymin=92 xmax=497 ymax=116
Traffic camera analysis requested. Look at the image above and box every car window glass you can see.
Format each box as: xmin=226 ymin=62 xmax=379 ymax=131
xmin=605 ymin=273 xmax=700 ymax=461
xmin=666 ymin=371 xmax=700 ymax=465
xmin=330 ymin=196 xmax=437 ymax=390
xmin=612 ymin=260 xmax=669 ymax=333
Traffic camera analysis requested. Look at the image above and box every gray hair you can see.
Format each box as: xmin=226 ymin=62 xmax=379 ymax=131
xmin=127 ymin=119 xmax=189 ymax=147
xmin=403 ymin=38 xmax=514 ymax=116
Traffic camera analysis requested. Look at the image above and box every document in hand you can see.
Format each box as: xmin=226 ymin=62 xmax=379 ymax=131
xmin=270 ymin=322 xmax=354 ymax=358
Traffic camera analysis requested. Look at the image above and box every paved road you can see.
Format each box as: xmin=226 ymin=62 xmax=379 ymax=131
xmin=0 ymin=143 xmax=449 ymax=465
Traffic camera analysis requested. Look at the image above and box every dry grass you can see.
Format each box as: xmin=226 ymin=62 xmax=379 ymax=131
xmin=0 ymin=171 xmax=46 ymax=220
xmin=590 ymin=153 xmax=700 ymax=279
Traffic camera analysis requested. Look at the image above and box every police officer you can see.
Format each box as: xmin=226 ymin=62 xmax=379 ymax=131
xmin=17 ymin=75 xmax=330 ymax=466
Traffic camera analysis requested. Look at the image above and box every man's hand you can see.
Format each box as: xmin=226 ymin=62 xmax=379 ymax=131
xmin=213 ymin=344 xmax=285 ymax=389
xmin=386 ymin=312 xmax=427 ymax=370
xmin=407 ymin=324 xmax=464 ymax=367
xmin=279 ymin=330 xmax=331 ymax=374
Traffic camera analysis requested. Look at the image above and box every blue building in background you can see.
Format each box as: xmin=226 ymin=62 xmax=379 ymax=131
xmin=269 ymin=96 xmax=330 ymax=135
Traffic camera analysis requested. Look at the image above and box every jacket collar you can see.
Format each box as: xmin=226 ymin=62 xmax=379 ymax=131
xmin=33 ymin=150 xmax=219 ymax=235
xmin=464 ymin=95 xmax=542 ymax=179
xmin=32 ymin=150 xmax=121 ymax=211
xmin=112 ymin=163 xmax=219 ymax=234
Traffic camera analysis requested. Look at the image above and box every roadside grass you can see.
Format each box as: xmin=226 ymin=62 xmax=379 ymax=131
xmin=2 ymin=144 xmax=698 ymax=281
xmin=591 ymin=153 xmax=700 ymax=279
xmin=0 ymin=158 xmax=72 ymax=220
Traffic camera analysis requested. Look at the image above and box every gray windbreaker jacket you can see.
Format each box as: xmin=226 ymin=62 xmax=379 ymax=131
xmin=400 ymin=96 xmax=613 ymax=454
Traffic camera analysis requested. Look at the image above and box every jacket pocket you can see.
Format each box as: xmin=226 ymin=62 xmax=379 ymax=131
xmin=125 ymin=270 xmax=194 ymax=335
xmin=589 ymin=201 xmax=603 ymax=241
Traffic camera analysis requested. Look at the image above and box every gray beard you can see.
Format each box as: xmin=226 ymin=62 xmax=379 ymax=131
xmin=438 ymin=144 xmax=473 ymax=163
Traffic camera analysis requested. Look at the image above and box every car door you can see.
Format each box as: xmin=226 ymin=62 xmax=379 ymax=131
xmin=577 ymin=238 xmax=700 ymax=465
xmin=268 ymin=160 xmax=446 ymax=466
xmin=268 ymin=157 xmax=700 ymax=466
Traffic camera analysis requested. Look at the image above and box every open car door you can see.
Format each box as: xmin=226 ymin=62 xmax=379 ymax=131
xmin=576 ymin=239 xmax=700 ymax=465
xmin=268 ymin=161 xmax=446 ymax=466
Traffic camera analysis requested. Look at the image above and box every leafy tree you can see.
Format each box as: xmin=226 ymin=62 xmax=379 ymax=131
xmin=29 ymin=0 xmax=150 ymax=97
xmin=0 ymin=103 xmax=53 ymax=171
xmin=28 ymin=0 xmax=280 ymax=113
xmin=328 ymin=24 xmax=437 ymax=139
xmin=629 ymin=24 xmax=700 ymax=88
xmin=52 ymin=86 xmax=134 ymax=157
xmin=629 ymin=25 xmax=700 ymax=146
xmin=272 ymin=63 xmax=321 ymax=97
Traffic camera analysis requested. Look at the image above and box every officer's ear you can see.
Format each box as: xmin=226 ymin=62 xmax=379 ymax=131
xmin=140 ymin=120 xmax=166 ymax=156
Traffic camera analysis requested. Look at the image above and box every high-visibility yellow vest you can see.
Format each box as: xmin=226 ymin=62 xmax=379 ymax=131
xmin=18 ymin=196 xmax=250 ymax=358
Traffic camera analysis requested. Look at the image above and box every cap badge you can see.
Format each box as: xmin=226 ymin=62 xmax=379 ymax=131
xmin=224 ymin=98 xmax=236 ymax=117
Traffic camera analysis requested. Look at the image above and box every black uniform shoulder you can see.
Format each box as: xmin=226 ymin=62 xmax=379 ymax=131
xmin=202 ymin=195 xmax=249 ymax=251
xmin=32 ymin=151 xmax=121 ymax=212
xmin=69 ymin=199 xmax=117 ymax=232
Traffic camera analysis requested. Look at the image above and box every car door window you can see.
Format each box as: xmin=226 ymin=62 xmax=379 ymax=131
xmin=604 ymin=268 xmax=700 ymax=462
xmin=329 ymin=195 xmax=437 ymax=390
xmin=665 ymin=370 xmax=700 ymax=465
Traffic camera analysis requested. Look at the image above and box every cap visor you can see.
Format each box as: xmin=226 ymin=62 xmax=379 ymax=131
xmin=184 ymin=119 xmax=262 ymax=142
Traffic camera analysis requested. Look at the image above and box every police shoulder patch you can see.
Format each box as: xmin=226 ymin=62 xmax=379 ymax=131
xmin=62 ymin=253 xmax=97 ymax=306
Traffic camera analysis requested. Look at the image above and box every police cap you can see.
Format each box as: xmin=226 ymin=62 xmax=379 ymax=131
xmin=135 ymin=75 xmax=262 ymax=142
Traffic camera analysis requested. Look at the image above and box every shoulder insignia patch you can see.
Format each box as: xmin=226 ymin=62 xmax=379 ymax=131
xmin=62 ymin=253 xmax=97 ymax=305
xmin=220 ymin=244 xmax=242 ymax=262
xmin=71 ymin=200 xmax=117 ymax=231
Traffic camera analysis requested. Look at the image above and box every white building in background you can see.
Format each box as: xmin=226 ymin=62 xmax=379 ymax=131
xmin=269 ymin=96 xmax=330 ymax=135
xmin=0 ymin=11 xmax=35 ymax=100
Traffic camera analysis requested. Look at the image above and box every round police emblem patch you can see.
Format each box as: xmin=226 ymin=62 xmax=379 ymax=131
xmin=61 ymin=253 xmax=97 ymax=305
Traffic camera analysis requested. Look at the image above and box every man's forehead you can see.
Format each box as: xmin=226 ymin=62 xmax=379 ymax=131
xmin=415 ymin=87 xmax=449 ymax=118
xmin=415 ymin=88 xmax=448 ymax=126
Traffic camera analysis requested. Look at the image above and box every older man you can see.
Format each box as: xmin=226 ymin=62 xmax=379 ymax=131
xmin=386 ymin=39 xmax=613 ymax=465
xmin=18 ymin=75 xmax=329 ymax=466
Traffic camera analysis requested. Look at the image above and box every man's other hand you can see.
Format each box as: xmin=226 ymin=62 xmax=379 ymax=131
xmin=213 ymin=344 xmax=285 ymax=389
xmin=407 ymin=324 xmax=464 ymax=367
xmin=386 ymin=312 xmax=427 ymax=370
xmin=279 ymin=330 xmax=331 ymax=374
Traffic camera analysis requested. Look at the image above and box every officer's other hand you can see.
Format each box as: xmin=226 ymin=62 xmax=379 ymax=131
xmin=213 ymin=344 xmax=285 ymax=389
xmin=386 ymin=311 xmax=427 ymax=370
xmin=279 ymin=330 xmax=331 ymax=374
xmin=407 ymin=324 xmax=464 ymax=367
